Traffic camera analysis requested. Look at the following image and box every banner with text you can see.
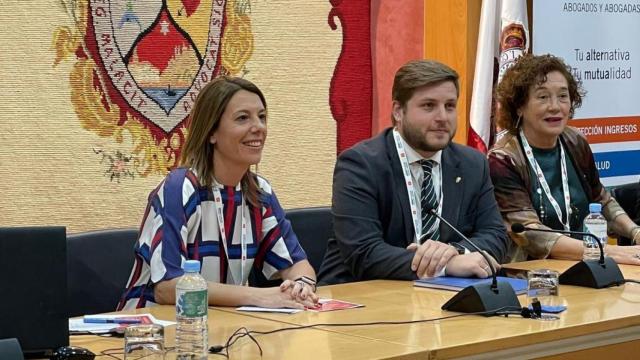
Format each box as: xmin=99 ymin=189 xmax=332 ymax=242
xmin=533 ymin=0 xmax=640 ymax=186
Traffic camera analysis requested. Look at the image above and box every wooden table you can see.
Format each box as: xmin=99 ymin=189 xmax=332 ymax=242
xmin=72 ymin=260 xmax=640 ymax=359
xmin=503 ymin=259 xmax=640 ymax=278
xmin=503 ymin=260 xmax=640 ymax=296
xmin=71 ymin=307 xmax=419 ymax=360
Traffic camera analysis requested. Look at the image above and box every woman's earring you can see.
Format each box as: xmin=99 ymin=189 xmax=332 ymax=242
xmin=515 ymin=114 xmax=522 ymax=129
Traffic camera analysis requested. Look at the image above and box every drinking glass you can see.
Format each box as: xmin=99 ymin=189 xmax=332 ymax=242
xmin=527 ymin=269 xmax=560 ymax=307
xmin=124 ymin=324 xmax=165 ymax=360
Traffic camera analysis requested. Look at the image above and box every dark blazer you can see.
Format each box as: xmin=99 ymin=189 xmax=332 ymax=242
xmin=318 ymin=128 xmax=509 ymax=284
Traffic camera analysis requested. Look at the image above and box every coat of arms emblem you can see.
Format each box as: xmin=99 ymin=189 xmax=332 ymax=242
xmin=54 ymin=0 xmax=253 ymax=179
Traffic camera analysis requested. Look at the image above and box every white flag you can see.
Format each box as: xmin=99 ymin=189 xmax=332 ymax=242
xmin=468 ymin=0 xmax=528 ymax=153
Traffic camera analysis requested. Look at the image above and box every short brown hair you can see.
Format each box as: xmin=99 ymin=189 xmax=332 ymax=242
xmin=496 ymin=54 xmax=584 ymax=133
xmin=391 ymin=60 xmax=459 ymax=124
xmin=180 ymin=76 xmax=266 ymax=206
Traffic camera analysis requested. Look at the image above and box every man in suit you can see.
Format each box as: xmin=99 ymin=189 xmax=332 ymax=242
xmin=319 ymin=60 xmax=509 ymax=284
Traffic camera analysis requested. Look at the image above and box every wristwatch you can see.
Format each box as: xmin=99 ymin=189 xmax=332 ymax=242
xmin=294 ymin=276 xmax=317 ymax=292
xmin=451 ymin=243 xmax=467 ymax=255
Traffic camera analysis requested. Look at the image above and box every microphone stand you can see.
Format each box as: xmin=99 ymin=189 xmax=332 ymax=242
xmin=511 ymin=224 xmax=624 ymax=289
xmin=428 ymin=209 xmax=521 ymax=315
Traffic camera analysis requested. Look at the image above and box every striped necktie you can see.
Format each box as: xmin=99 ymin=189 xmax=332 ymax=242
xmin=420 ymin=159 xmax=440 ymax=241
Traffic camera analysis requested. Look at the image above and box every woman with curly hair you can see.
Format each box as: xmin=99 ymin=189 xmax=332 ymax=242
xmin=488 ymin=54 xmax=640 ymax=264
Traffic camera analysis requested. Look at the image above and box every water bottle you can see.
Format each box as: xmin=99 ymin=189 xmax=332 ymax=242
xmin=175 ymin=260 xmax=208 ymax=359
xmin=583 ymin=203 xmax=607 ymax=261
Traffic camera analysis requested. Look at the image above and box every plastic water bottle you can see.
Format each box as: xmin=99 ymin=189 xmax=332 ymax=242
xmin=583 ymin=203 xmax=607 ymax=261
xmin=175 ymin=260 xmax=208 ymax=359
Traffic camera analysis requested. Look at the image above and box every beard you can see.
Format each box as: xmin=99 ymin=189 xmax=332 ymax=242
xmin=400 ymin=120 xmax=455 ymax=153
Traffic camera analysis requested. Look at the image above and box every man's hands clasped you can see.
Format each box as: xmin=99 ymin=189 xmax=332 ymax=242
xmin=407 ymin=240 xmax=458 ymax=278
xmin=445 ymin=251 xmax=500 ymax=278
xmin=407 ymin=240 xmax=499 ymax=279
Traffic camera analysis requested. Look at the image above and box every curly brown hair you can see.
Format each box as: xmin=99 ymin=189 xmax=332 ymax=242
xmin=496 ymin=54 xmax=584 ymax=133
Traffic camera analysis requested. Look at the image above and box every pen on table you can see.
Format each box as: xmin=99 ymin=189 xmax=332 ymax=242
xmin=83 ymin=318 xmax=142 ymax=324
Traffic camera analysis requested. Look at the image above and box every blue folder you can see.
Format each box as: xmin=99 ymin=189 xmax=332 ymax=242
xmin=414 ymin=276 xmax=528 ymax=295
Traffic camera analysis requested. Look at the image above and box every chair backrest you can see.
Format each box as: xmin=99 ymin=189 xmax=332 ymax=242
xmin=67 ymin=228 xmax=138 ymax=316
xmin=611 ymin=182 xmax=640 ymax=245
xmin=0 ymin=338 xmax=24 ymax=360
xmin=285 ymin=206 xmax=332 ymax=273
xmin=248 ymin=206 xmax=332 ymax=287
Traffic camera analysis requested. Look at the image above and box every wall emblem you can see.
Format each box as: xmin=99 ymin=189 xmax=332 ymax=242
xmin=498 ymin=23 xmax=528 ymax=79
xmin=54 ymin=0 xmax=254 ymax=179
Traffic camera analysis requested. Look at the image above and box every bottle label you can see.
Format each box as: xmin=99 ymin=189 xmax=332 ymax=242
xmin=584 ymin=222 xmax=607 ymax=243
xmin=177 ymin=290 xmax=207 ymax=317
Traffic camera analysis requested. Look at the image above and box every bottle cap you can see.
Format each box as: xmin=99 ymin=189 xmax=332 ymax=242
xmin=589 ymin=203 xmax=602 ymax=213
xmin=183 ymin=260 xmax=201 ymax=273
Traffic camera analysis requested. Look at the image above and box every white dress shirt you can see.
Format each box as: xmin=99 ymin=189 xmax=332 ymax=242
xmin=397 ymin=135 xmax=466 ymax=278
xmin=397 ymin=134 xmax=443 ymax=231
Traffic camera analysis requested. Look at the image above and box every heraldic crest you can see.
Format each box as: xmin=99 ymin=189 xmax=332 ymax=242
xmin=53 ymin=0 xmax=254 ymax=181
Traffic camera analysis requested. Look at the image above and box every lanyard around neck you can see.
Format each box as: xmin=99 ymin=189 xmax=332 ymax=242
xmin=519 ymin=129 xmax=571 ymax=231
xmin=392 ymin=128 xmax=443 ymax=244
xmin=212 ymin=183 xmax=248 ymax=285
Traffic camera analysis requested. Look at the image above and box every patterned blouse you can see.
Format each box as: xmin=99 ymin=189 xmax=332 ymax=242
xmin=118 ymin=168 xmax=307 ymax=310
xmin=488 ymin=127 xmax=625 ymax=262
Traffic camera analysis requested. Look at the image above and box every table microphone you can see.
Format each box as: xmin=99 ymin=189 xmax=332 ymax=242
xmin=510 ymin=223 xmax=624 ymax=288
xmin=427 ymin=209 xmax=521 ymax=315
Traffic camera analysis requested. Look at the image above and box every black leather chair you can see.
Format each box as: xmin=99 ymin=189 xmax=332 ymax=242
xmin=67 ymin=228 xmax=138 ymax=316
xmin=611 ymin=182 xmax=640 ymax=245
xmin=0 ymin=338 xmax=24 ymax=360
xmin=249 ymin=206 xmax=332 ymax=287
xmin=286 ymin=206 xmax=332 ymax=273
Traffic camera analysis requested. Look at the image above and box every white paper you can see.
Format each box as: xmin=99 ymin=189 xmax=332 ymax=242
xmin=70 ymin=313 xmax=176 ymax=333
xmin=68 ymin=318 xmax=115 ymax=334
xmin=235 ymin=306 xmax=302 ymax=314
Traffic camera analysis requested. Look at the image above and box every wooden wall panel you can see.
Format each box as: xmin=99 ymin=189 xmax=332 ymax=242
xmin=371 ymin=0 xmax=424 ymax=135
xmin=424 ymin=0 xmax=481 ymax=145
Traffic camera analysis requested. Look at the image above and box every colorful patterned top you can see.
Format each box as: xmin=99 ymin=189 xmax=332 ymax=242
xmin=118 ymin=168 xmax=307 ymax=310
xmin=488 ymin=127 xmax=625 ymax=262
